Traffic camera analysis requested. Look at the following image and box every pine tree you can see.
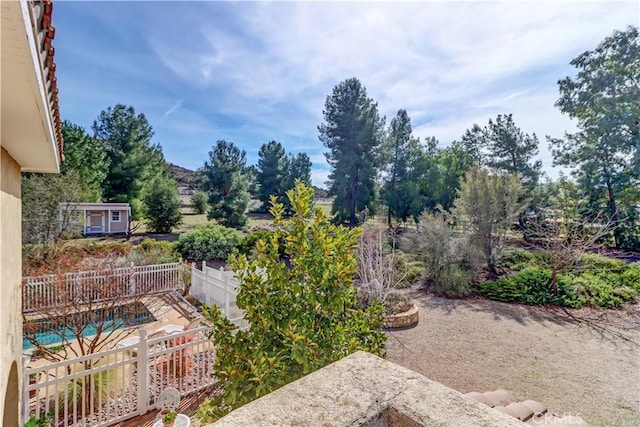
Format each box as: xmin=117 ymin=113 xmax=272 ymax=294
xmin=203 ymin=140 xmax=250 ymax=229
xmin=318 ymin=78 xmax=384 ymax=226
xmin=256 ymin=141 xmax=288 ymax=210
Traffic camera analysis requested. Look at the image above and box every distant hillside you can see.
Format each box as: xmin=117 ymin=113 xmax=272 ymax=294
xmin=167 ymin=162 xmax=200 ymax=188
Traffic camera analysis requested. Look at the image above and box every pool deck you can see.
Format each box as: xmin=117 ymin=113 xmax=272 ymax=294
xmin=24 ymin=291 xmax=201 ymax=368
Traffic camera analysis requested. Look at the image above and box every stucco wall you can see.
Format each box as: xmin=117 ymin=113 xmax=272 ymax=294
xmin=0 ymin=147 xmax=23 ymax=426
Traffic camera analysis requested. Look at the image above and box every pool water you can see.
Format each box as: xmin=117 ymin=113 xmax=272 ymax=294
xmin=23 ymin=302 xmax=155 ymax=349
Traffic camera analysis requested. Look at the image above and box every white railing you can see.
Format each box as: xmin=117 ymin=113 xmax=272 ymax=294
xmin=23 ymin=262 xmax=184 ymax=313
xmin=190 ymin=262 xmax=248 ymax=329
xmin=24 ymin=326 xmax=215 ymax=427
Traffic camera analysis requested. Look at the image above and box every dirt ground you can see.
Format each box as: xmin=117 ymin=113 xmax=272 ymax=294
xmin=385 ymin=288 xmax=640 ymax=427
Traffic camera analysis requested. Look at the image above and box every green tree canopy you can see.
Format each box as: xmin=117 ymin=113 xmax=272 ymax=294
xmin=203 ymin=140 xmax=250 ymax=229
xmin=381 ymin=109 xmax=414 ymax=225
xmin=549 ymin=26 xmax=640 ymax=249
xmin=319 ymin=77 xmax=385 ymax=226
xmin=61 ymin=121 xmax=109 ymax=202
xmin=256 ymin=141 xmax=289 ymax=210
xmin=92 ymin=104 xmax=167 ymax=211
xmin=143 ymin=176 xmax=182 ymax=233
xmin=459 ymin=114 xmax=542 ymax=189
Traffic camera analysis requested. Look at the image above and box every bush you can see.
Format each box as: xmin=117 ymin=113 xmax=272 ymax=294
xmin=501 ymin=247 xmax=535 ymax=271
xmin=131 ymin=238 xmax=179 ymax=265
xmin=383 ymin=293 xmax=412 ymax=315
xmin=191 ymin=192 xmax=208 ymax=215
xmin=197 ymin=183 xmax=385 ymax=422
xmin=237 ymin=229 xmax=274 ymax=256
xmin=409 ymin=211 xmax=472 ymax=297
xmin=621 ymin=262 xmax=640 ymax=292
xmin=436 ymin=265 xmax=473 ymax=297
xmin=477 ymin=267 xmax=580 ymax=308
xmin=176 ymin=224 xmax=242 ymax=261
xmin=578 ymin=253 xmax=627 ymax=274
xmin=143 ymin=176 xmax=182 ymax=233
xmin=568 ymin=273 xmax=635 ymax=309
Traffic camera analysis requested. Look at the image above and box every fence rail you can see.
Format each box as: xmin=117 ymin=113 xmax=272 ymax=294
xmin=24 ymin=326 xmax=215 ymax=427
xmin=23 ymin=262 xmax=184 ymax=312
xmin=189 ymin=262 xmax=248 ymax=329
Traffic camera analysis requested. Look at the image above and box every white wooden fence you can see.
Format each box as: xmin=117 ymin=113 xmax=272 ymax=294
xmin=23 ymin=326 xmax=215 ymax=427
xmin=190 ymin=262 xmax=247 ymax=329
xmin=23 ymin=262 xmax=184 ymax=312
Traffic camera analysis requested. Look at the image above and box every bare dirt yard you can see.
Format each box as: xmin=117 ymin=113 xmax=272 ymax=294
xmin=386 ymin=288 xmax=640 ymax=427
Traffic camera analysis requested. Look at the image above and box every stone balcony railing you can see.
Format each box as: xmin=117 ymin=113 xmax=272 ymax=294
xmin=208 ymin=351 xmax=523 ymax=427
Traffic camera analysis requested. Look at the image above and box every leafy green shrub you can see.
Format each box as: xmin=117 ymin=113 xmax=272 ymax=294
xmin=390 ymin=252 xmax=422 ymax=288
xmin=477 ymin=267 xmax=580 ymax=307
xmin=434 ymin=265 xmax=473 ymax=297
xmin=191 ymin=191 xmax=209 ymax=215
xmin=501 ymin=247 xmax=535 ymax=271
xmin=176 ymin=224 xmax=242 ymax=261
xmin=131 ymin=238 xmax=179 ymax=265
xmin=409 ymin=211 xmax=472 ymax=297
xmin=568 ymin=270 xmax=638 ymax=308
xmin=384 ymin=293 xmax=412 ymax=315
xmin=197 ymin=183 xmax=385 ymax=422
xmin=578 ymin=253 xmax=627 ymax=274
xmin=621 ymin=262 xmax=640 ymax=292
xmin=237 ymin=229 xmax=274 ymax=256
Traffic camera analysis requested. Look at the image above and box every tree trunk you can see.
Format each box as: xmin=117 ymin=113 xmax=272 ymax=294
xmin=605 ymin=176 xmax=621 ymax=247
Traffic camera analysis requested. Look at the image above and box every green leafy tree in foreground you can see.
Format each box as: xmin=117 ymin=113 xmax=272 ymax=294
xmin=197 ymin=182 xmax=386 ymax=422
xmin=143 ymin=176 xmax=182 ymax=233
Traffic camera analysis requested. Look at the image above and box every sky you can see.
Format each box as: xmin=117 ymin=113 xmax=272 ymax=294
xmin=53 ymin=1 xmax=639 ymax=188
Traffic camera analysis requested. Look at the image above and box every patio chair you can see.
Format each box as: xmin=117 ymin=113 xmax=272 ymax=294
xmin=155 ymin=387 xmax=180 ymax=420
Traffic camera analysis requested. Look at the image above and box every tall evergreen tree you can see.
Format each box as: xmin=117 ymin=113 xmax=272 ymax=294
xmin=485 ymin=114 xmax=542 ymax=189
xmin=549 ymin=26 xmax=640 ymax=250
xmin=381 ymin=109 xmax=414 ymax=225
xmin=319 ymin=78 xmax=385 ymax=226
xmin=459 ymin=114 xmax=541 ymax=189
xmin=92 ymin=104 xmax=167 ymax=218
xmin=256 ymin=141 xmax=289 ymax=210
xmin=61 ymin=121 xmax=110 ymax=202
xmin=203 ymin=140 xmax=250 ymax=229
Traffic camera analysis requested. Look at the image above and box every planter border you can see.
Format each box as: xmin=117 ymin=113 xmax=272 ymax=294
xmin=383 ymin=303 xmax=419 ymax=329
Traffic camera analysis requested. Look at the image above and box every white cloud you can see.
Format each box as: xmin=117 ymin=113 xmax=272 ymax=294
xmin=57 ymin=1 xmax=639 ymax=184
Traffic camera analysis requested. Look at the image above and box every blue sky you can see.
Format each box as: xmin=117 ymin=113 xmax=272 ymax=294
xmin=53 ymin=1 xmax=639 ymax=188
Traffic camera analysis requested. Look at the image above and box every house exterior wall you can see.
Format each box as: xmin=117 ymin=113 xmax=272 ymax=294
xmin=109 ymin=210 xmax=128 ymax=233
xmin=0 ymin=148 xmax=24 ymax=427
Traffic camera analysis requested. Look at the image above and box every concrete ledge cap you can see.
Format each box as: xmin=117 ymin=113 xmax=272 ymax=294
xmin=209 ymin=351 xmax=523 ymax=427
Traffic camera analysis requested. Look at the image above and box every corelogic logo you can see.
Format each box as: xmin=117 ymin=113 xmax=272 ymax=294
xmin=528 ymin=413 xmax=586 ymax=425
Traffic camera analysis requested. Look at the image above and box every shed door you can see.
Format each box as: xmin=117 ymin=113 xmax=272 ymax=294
xmin=87 ymin=212 xmax=104 ymax=232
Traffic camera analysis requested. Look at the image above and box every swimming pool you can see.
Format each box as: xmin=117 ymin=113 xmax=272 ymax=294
xmin=23 ymin=302 xmax=155 ymax=349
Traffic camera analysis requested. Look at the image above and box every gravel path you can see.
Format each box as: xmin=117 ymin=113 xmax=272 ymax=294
xmin=385 ymin=289 xmax=640 ymax=427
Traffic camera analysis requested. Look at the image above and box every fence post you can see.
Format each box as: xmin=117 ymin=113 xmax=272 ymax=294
xmin=137 ymin=329 xmax=149 ymax=415
xmin=22 ymin=356 xmax=30 ymax=423
xmin=203 ymin=261 xmax=209 ymax=305
xmin=223 ymin=267 xmax=230 ymax=317
xmin=130 ymin=262 xmax=136 ymax=296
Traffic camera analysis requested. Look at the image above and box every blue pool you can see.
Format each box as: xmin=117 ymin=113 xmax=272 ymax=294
xmin=23 ymin=302 xmax=155 ymax=349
